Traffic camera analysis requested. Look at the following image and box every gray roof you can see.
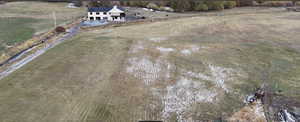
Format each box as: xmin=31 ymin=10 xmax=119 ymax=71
xmin=88 ymin=6 xmax=124 ymax=12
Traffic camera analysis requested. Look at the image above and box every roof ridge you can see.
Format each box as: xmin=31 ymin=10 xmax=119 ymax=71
xmin=88 ymin=6 xmax=124 ymax=12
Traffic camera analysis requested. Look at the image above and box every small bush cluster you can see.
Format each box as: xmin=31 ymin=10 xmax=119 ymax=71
xmin=170 ymin=0 xmax=192 ymax=12
xmin=89 ymin=0 xmax=111 ymax=7
xmin=55 ymin=26 xmax=66 ymax=33
xmin=128 ymin=1 xmax=148 ymax=7
xmin=239 ymin=0 xmax=254 ymax=6
xmin=205 ymin=1 xmax=225 ymax=11
xmin=172 ymin=0 xmax=236 ymax=12
xmin=260 ymin=1 xmax=293 ymax=7
xmin=72 ymin=0 xmax=82 ymax=7
xmin=194 ymin=3 xmax=208 ymax=11
xmin=192 ymin=1 xmax=236 ymax=12
xmin=224 ymin=1 xmax=237 ymax=9
xmin=296 ymin=1 xmax=300 ymax=6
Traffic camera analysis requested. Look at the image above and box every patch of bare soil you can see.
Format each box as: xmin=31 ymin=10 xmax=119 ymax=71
xmin=228 ymin=100 xmax=267 ymax=122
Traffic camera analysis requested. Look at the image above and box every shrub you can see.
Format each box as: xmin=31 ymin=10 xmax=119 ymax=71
xmin=169 ymin=0 xmax=177 ymax=10
xmin=224 ymin=1 xmax=236 ymax=9
xmin=127 ymin=1 xmax=137 ymax=6
xmin=261 ymin=1 xmax=293 ymax=7
xmin=120 ymin=1 xmax=127 ymax=6
xmin=194 ymin=3 xmax=208 ymax=11
xmin=55 ymin=26 xmax=66 ymax=33
xmin=256 ymin=0 xmax=264 ymax=4
xmin=252 ymin=1 xmax=260 ymax=6
xmin=120 ymin=1 xmax=138 ymax=6
xmin=146 ymin=3 xmax=159 ymax=10
xmin=127 ymin=1 xmax=148 ymax=7
xmin=137 ymin=1 xmax=149 ymax=7
xmin=155 ymin=1 xmax=168 ymax=7
xmin=240 ymin=0 xmax=254 ymax=6
xmin=205 ymin=1 xmax=224 ymax=11
xmin=169 ymin=0 xmax=236 ymax=11
xmin=296 ymin=1 xmax=300 ymax=6
xmin=72 ymin=0 xmax=82 ymax=7
xmin=171 ymin=0 xmax=192 ymax=12
xmin=89 ymin=0 xmax=111 ymax=7
xmin=190 ymin=1 xmax=198 ymax=9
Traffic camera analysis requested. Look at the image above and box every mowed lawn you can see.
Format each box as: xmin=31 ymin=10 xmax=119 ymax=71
xmin=0 ymin=2 xmax=85 ymax=53
xmin=0 ymin=18 xmax=37 ymax=50
xmin=0 ymin=9 xmax=300 ymax=121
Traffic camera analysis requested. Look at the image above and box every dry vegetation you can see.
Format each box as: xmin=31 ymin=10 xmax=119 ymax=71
xmin=0 ymin=7 xmax=300 ymax=122
xmin=229 ymin=100 xmax=266 ymax=122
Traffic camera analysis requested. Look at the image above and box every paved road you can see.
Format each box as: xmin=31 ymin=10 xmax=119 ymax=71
xmin=0 ymin=25 xmax=81 ymax=80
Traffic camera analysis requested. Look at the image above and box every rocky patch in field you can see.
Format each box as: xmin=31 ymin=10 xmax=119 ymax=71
xmin=161 ymin=77 xmax=218 ymax=121
xmin=126 ymin=56 xmax=173 ymax=85
xmin=129 ymin=41 xmax=145 ymax=54
xmin=183 ymin=64 xmax=237 ymax=92
xmin=180 ymin=45 xmax=200 ymax=56
xmin=149 ymin=37 xmax=168 ymax=43
xmin=156 ymin=47 xmax=175 ymax=54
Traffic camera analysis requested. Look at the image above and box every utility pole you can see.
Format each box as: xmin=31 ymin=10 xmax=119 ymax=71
xmin=52 ymin=11 xmax=57 ymax=28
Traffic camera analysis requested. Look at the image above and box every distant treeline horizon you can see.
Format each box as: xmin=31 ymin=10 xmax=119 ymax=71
xmin=2 ymin=0 xmax=300 ymax=2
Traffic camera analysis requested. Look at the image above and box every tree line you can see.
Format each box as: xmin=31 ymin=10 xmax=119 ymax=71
xmin=89 ymin=0 xmax=237 ymax=11
xmin=2 ymin=0 xmax=299 ymax=11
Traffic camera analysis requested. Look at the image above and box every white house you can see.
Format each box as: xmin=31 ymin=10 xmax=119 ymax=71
xmin=87 ymin=5 xmax=125 ymax=22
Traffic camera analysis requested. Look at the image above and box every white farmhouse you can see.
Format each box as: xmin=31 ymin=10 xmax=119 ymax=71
xmin=87 ymin=5 xmax=125 ymax=22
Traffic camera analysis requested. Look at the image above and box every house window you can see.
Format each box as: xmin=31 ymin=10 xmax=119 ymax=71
xmin=89 ymin=12 xmax=92 ymax=15
xmin=103 ymin=17 xmax=108 ymax=20
xmin=96 ymin=17 xmax=101 ymax=20
xmin=96 ymin=12 xmax=99 ymax=15
xmin=89 ymin=17 xmax=94 ymax=20
xmin=120 ymin=13 xmax=125 ymax=17
xmin=103 ymin=12 xmax=107 ymax=15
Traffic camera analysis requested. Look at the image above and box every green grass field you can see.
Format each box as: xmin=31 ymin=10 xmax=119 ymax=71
xmin=0 ymin=18 xmax=36 ymax=47
xmin=0 ymin=7 xmax=300 ymax=122
xmin=0 ymin=2 xmax=85 ymax=54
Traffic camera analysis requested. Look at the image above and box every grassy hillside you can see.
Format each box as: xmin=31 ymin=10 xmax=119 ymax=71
xmin=0 ymin=9 xmax=300 ymax=121
xmin=0 ymin=18 xmax=36 ymax=48
xmin=0 ymin=2 xmax=85 ymax=55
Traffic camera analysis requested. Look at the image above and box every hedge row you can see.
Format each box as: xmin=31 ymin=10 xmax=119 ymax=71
xmin=170 ymin=0 xmax=237 ymax=12
xmin=2 ymin=0 xmax=71 ymax=2
xmin=253 ymin=1 xmax=299 ymax=7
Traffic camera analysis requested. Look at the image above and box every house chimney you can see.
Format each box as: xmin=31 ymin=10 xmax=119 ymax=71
xmin=113 ymin=5 xmax=117 ymax=9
